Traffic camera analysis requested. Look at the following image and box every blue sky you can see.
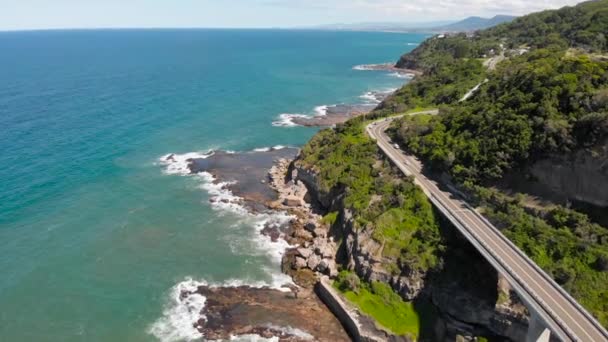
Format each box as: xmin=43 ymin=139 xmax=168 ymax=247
xmin=0 ymin=0 xmax=585 ymax=31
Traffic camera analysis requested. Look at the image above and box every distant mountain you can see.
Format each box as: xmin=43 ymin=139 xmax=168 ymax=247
xmin=436 ymin=15 xmax=516 ymax=32
xmin=311 ymin=21 xmax=455 ymax=32
xmin=309 ymin=15 xmax=514 ymax=33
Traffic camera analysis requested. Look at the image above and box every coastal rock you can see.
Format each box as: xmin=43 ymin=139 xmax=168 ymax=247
xmin=307 ymin=254 xmax=322 ymax=271
xmin=193 ymin=285 xmax=350 ymax=341
xmin=313 ymin=227 xmax=327 ymax=238
xmin=294 ymin=256 xmax=308 ymax=269
xmin=294 ymin=229 xmax=314 ymax=242
xmin=289 ymin=154 xmax=530 ymax=341
xmin=304 ymin=221 xmax=316 ymax=232
xmin=529 ymin=141 xmax=608 ymax=207
xmin=317 ymin=259 xmax=330 ymax=273
xmin=283 ymin=196 xmax=304 ymax=207
xmin=297 ymin=247 xmax=313 ymax=259
xmin=314 ymin=240 xmax=335 ymax=259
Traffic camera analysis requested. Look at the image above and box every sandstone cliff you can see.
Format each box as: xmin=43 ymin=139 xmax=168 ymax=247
xmin=529 ymin=141 xmax=608 ymax=208
xmin=289 ymin=155 xmax=529 ymax=341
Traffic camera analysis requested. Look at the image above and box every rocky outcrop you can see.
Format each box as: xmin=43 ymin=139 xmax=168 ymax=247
xmin=192 ymin=285 xmax=350 ymax=341
xmin=530 ymin=142 xmax=608 ymax=207
xmin=269 ymin=159 xmax=339 ymax=279
xmin=344 ymin=217 xmax=426 ymax=301
xmin=288 ymin=155 xmax=530 ymax=341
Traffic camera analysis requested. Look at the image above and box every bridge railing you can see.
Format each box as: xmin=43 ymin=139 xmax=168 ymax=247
xmin=465 ymin=204 xmax=608 ymax=340
xmin=369 ymin=118 xmax=608 ymax=341
xmin=429 ymin=193 xmax=575 ymax=341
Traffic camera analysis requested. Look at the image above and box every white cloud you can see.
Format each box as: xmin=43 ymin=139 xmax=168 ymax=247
xmin=262 ymin=0 xmax=585 ymax=21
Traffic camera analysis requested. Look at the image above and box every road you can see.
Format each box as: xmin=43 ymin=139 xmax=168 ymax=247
xmin=366 ymin=114 xmax=608 ymax=342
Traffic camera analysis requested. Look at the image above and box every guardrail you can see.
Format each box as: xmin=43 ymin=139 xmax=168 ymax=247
xmin=368 ymin=118 xmax=608 ymax=341
xmin=429 ymin=193 xmax=575 ymax=341
xmin=465 ymin=205 xmax=608 ymax=340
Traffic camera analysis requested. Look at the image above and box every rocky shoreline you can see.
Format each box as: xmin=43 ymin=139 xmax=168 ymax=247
xmin=162 ymin=145 xmax=532 ymax=341
xmin=353 ymin=63 xmax=422 ymax=77
xmin=161 ymin=148 xmax=352 ymax=341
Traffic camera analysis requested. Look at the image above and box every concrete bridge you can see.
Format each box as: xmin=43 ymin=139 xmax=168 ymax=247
xmin=367 ymin=114 xmax=608 ymax=342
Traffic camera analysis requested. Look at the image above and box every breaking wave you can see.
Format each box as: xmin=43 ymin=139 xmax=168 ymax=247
xmin=148 ymin=277 xmax=296 ymax=342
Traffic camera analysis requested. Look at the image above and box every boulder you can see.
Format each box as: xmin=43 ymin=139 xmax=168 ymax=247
xmin=315 ymin=243 xmax=334 ymax=259
xmin=307 ymin=254 xmax=321 ymax=271
xmin=297 ymin=247 xmax=313 ymax=259
xmin=317 ymin=259 xmax=329 ymax=273
xmin=294 ymin=257 xmax=307 ymax=269
xmin=313 ymin=228 xmax=326 ymax=238
xmin=294 ymin=229 xmax=314 ymax=241
xmin=283 ymin=196 xmax=303 ymax=207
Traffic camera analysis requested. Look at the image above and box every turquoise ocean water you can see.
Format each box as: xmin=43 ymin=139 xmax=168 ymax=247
xmin=0 ymin=29 xmax=424 ymax=341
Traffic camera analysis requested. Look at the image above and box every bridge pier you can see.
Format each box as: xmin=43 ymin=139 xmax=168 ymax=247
xmin=526 ymin=312 xmax=551 ymax=342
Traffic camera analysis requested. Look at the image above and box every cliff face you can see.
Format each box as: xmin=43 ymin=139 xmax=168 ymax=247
xmin=290 ymin=157 xmax=529 ymax=341
xmin=530 ymin=141 xmax=608 ymax=208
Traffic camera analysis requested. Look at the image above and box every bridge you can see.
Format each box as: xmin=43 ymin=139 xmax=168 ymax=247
xmin=366 ymin=113 xmax=608 ymax=342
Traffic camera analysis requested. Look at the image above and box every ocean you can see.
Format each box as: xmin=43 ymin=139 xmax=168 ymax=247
xmin=0 ymin=29 xmax=424 ymax=341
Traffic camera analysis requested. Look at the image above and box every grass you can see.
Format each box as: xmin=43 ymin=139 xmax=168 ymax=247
xmin=334 ymin=271 xmax=420 ymax=339
xmin=321 ymin=211 xmax=339 ymax=225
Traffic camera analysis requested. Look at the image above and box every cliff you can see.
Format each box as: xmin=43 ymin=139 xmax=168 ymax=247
xmin=289 ymin=144 xmax=529 ymax=341
xmin=529 ymin=141 xmax=608 ymax=207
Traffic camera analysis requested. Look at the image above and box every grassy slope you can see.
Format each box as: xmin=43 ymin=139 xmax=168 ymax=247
xmin=334 ymin=271 xmax=420 ymax=338
xmin=298 ymin=119 xmax=444 ymax=338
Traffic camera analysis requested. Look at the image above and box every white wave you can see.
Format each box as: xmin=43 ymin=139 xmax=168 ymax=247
xmin=253 ymin=147 xmax=271 ymax=152
xmin=314 ymin=105 xmax=328 ymax=116
xmin=272 ymin=104 xmax=335 ymax=127
xmin=359 ymin=88 xmax=398 ymax=104
xmin=160 ymin=156 xmax=296 ymax=282
xmin=406 ymin=42 xmax=419 ymax=46
xmin=159 ymin=151 xmax=214 ymax=176
xmin=148 ymin=276 xmax=299 ymax=342
xmin=198 ymin=172 xmax=251 ymax=216
xmin=353 ymin=64 xmax=371 ymax=71
xmin=253 ymin=145 xmax=288 ymax=152
xmin=271 ymin=113 xmax=309 ymax=127
xmin=353 ymin=64 xmax=382 ymax=71
xmin=359 ymin=91 xmax=382 ymax=104
xmin=388 ymin=72 xmax=414 ymax=79
xmin=155 ymin=152 xmax=302 ymax=342
xmin=148 ymin=278 xmax=207 ymax=342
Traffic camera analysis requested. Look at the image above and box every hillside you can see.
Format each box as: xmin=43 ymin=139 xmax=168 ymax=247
xmin=387 ymin=0 xmax=608 ymax=326
xmin=436 ymin=15 xmax=516 ymax=32
xmin=295 ymin=0 xmax=608 ymax=337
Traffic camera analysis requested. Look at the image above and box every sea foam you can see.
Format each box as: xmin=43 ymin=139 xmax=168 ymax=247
xmin=271 ymin=113 xmax=309 ymax=127
xmin=148 ymin=278 xmax=207 ymax=342
xmin=148 ymin=277 xmax=296 ymax=342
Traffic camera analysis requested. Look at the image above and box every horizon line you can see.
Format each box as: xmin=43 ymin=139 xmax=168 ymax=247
xmin=0 ymin=26 xmax=437 ymax=34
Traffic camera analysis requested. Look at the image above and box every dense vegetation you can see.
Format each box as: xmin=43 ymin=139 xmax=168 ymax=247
xmin=300 ymin=118 xmax=444 ymax=272
xmin=334 ymin=271 xmax=420 ymax=338
xmin=300 ymin=0 xmax=608 ymax=331
xmin=394 ymin=49 xmax=608 ymax=181
xmin=465 ymin=184 xmax=608 ymax=325
xmin=383 ymin=0 xmax=608 ymax=327
xmin=483 ymin=0 xmax=608 ymax=51
xmin=397 ymin=0 xmax=608 ymax=71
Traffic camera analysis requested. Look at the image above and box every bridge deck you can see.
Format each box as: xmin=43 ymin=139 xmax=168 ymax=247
xmin=367 ymin=116 xmax=608 ymax=342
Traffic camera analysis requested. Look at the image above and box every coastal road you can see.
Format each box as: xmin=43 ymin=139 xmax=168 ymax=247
xmin=366 ymin=113 xmax=608 ymax=342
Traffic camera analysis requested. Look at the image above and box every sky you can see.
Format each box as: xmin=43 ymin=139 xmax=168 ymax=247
xmin=0 ymin=0 xmax=587 ymax=31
